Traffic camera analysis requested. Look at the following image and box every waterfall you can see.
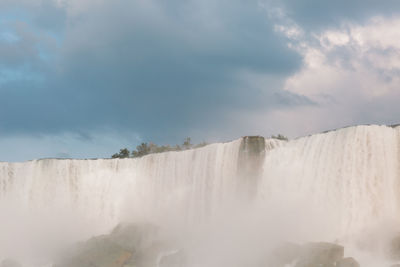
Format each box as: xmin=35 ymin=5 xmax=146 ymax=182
xmin=260 ymin=125 xmax=400 ymax=242
xmin=0 ymin=139 xmax=242 ymax=261
xmin=1 ymin=125 xmax=400 ymax=265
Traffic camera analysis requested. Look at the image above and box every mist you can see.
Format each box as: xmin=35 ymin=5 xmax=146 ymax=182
xmin=1 ymin=125 xmax=400 ymax=267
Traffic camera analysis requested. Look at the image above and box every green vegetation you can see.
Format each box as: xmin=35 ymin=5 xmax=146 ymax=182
xmin=111 ymin=137 xmax=208 ymax=159
xmin=111 ymin=148 xmax=130 ymax=159
xmin=271 ymin=134 xmax=289 ymax=141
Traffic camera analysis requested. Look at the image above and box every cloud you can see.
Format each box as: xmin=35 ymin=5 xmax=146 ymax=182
xmin=271 ymin=0 xmax=400 ymax=29
xmin=0 ymin=0 xmax=303 ymax=147
xmin=261 ymin=16 xmax=400 ymax=137
xmin=2 ymin=0 xmax=400 ymax=160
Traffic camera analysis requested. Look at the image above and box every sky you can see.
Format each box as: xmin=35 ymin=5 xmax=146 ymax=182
xmin=1 ymin=0 xmax=400 ymax=161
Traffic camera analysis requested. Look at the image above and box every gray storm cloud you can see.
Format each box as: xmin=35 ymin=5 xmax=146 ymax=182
xmin=1 ymin=0 xmax=400 ymax=160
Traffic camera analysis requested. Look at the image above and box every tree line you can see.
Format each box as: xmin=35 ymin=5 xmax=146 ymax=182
xmin=111 ymin=137 xmax=208 ymax=159
xmin=111 ymin=135 xmax=288 ymax=159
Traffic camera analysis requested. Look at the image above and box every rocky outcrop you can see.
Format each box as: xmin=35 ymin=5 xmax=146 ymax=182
xmin=237 ymin=136 xmax=265 ymax=197
xmin=266 ymin=242 xmax=359 ymax=267
xmin=54 ymin=223 xmax=178 ymax=267
xmin=55 ymin=236 xmax=133 ymax=267
xmin=53 ymin=223 xmax=365 ymax=267
xmin=55 ymin=234 xmax=362 ymax=267
xmin=295 ymin=242 xmax=344 ymax=267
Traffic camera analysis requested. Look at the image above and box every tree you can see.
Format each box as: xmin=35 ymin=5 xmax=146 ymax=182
xmin=132 ymin=143 xmax=151 ymax=157
xmin=111 ymin=148 xmax=130 ymax=158
xmin=111 ymin=137 xmax=209 ymax=158
xmin=148 ymin=142 xmax=158 ymax=153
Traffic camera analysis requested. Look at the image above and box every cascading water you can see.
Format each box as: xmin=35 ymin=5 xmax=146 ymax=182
xmin=0 ymin=140 xmax=242 ymax=263
xmin=1 ymin=125 xmax=400 ymax=266
xmin=259 ymin=125 xmax=400 ymax=265
xmin=260 ymin=125 xmax=400 ymax=240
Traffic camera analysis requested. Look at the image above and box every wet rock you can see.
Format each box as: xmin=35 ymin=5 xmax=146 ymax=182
xmin=109 ymin=223 xmax=160 ymax=252
xmin=237 ymin=136 xmax=266 ymax=197
xmin=55 ymin=236 xmax=133 ymax=267
xmin=336 ymin=257 xmax=360 ymax=267
xmin=54 ymin=223 xmax=172 ymax=267
xmin=265 ymin=242 xmax=346 ymax=267
xmin=294 ymin=242 xmax=344 ymax=267
xmin=302 ymin=242 xmax=344 ymax=262
xmin=0 ymin=259 xmax=21 ymax=267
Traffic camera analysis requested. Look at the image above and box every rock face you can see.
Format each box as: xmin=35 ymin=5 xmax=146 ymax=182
xmin=54 ymin=223 xmax=180 ymax=267
xmin=109 ymin=223 xmax=160 ymax=253
xmin=295 ymin=242 xmax=344 ymax=267
xmin=267 ymin=242 xmax=359 ymax=267
xmin=237 ymin=136 xmax=266 ymax=197
xmin=55 ymin=224 xmax=362 ymax=267
xmin=56 ymin=237 xmax=133 ymax=267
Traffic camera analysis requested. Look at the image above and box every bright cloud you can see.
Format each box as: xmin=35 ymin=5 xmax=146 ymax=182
xmin=233 ymin=15 xmax=400 ymax=138
xmin=261 ymin=16 xmax=400 ymax=136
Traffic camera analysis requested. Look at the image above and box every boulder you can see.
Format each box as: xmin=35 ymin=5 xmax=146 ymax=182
xmin=55 ymin=236 xmax=133 ymax=267
xmin=265 ymin=242 xmax=345 ymax=267
xmin=109 ymin=223 xmax=160 ymax=252
xmin=54 ymin=223 xmax=171 ymax=267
